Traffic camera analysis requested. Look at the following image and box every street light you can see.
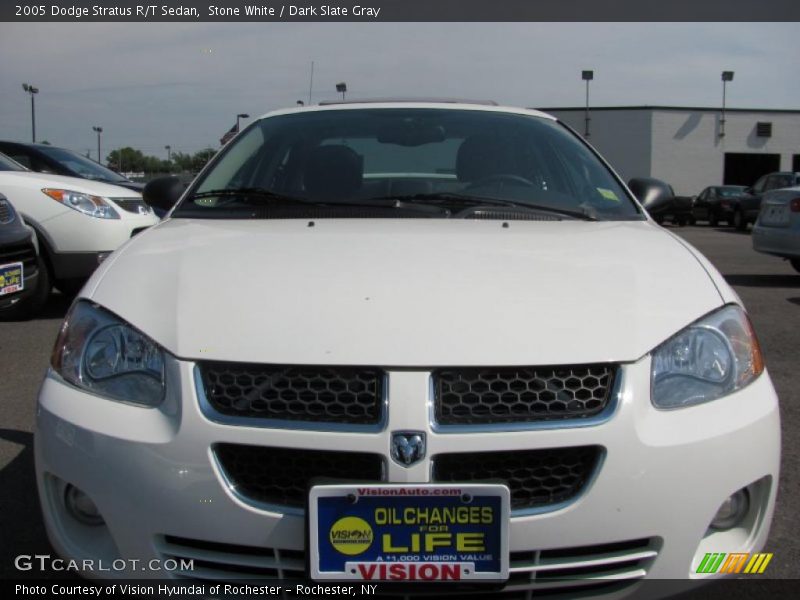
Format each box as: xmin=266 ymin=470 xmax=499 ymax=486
xmin=336 ymin=82 xmax=347 ymax=101
xmin=581 ymin=70 xmax=594 ymax=138
xmin=92 ymin=126 xmax=103 ymax=165
xmin=165 ymin=145 xmax=172 ymax=162
xmin=22 ymin=83 xmax=39 ymax=143
xmin=720 ymin=71 xmax=734 ymax=138
xmin=236 ymin=113 xmax=249 ymax=131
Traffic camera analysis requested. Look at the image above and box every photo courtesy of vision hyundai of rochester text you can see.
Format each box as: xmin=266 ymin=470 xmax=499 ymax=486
xmin=34 ymin=102 xmax=780 ymax=594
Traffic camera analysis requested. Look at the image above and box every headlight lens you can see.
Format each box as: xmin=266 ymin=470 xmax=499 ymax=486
xmin=51 ymin=301 xmax=165 ymax=406
xmin=651 ymin=305 xmax=764 ymax=409
xmin=42 ymin=188 xmax=120 ymax=219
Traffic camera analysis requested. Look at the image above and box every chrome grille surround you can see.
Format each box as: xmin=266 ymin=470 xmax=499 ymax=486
xmin=212 ymin=443 xmax=385 ymax=514
xmin=195 ymin=364 xmax=388 ymax=432
xmin=432 ymin=446 xmax=604 ymax=515
xmin=431 ymin=365 xmax=619 ymax=432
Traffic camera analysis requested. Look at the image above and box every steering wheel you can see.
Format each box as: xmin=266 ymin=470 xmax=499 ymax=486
xmin=465 ymin=174 xmax=536 ymax=190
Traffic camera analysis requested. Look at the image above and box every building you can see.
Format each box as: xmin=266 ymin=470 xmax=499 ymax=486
xmin=539 ymin=106 xmax=800 ymax=195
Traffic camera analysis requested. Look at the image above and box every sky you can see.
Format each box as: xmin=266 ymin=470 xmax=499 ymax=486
xmin=1 ymin=22 xmax=798 ymax=158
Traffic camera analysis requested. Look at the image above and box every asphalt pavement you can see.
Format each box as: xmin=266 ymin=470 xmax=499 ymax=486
xmin=0 ymin=224 xmax=797 ymax=583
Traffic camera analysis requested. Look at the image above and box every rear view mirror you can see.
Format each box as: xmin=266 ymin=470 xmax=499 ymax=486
xmin=143 ymin=176 xmax=184 ymax=215
xmin=377 ymin=122 xmax=446 ymax=146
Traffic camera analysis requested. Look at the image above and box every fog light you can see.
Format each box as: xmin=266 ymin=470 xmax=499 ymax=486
xmin=64 ymin=484 xmax=104 ymax=526
xmin=710 ymin=489 xmax=750 ymax=531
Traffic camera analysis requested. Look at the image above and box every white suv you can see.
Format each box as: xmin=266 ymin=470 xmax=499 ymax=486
xmin=0 ymin=153 xmax=158 ymax=294
xmin=36 ymin=102 xmax=779 ymax=591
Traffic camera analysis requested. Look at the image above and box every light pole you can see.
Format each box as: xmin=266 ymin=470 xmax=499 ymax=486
xmin=236 ymin=113 xmax=249 ymax=131
xmin=336 ymin=82 xmax=347 ymax=101
xmin=581 ymin=70 xmax=594 ymax=138
xmin=22 ymin=83 xmax=39 ymax=143
xmin=720 ymin=71 xmax=734 ymax=138
xmin=92 ymin=126 xmax=103 ymax=165
xmin=165 ymin=145 xmax=172 ymax=162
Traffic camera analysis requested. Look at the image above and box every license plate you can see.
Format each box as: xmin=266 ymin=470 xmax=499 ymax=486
xmin=0 ymin=262 xmax=23 ymax=296
xmin=761 ymin=206 xmax=789 ymax=227
xmin=309 ymin=483 xmax=509 ymax=583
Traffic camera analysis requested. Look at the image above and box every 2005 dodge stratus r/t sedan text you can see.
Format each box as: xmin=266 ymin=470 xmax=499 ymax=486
xmin=35 ymin=102 xmax=780 ymax=593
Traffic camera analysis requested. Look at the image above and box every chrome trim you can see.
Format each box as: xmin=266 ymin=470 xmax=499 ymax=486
xmin=194 ymin=364 xmax=389 ymax=433
xmin=210 ymin=446 xmax=389 ymax=517
xmin=428 ymin=366 xmax=623 ymax=433
xmin=429 ymin=447 xmax=607 ymax=518
xmin=210 ymin=448 xmax=303 ymax=517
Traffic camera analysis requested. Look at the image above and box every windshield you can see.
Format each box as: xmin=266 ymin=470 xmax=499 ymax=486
xmin=716 ymin=186 xmax=747 ymax=198
xmin=179 ymin=108 xmax=641 ymax=220
xmin=37 ymin=146 xmax=128 ymax=183
xmin=0 ymin=152 xmax=27 ymax=172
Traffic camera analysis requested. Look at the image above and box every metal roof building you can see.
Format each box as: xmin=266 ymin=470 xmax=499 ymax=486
xmin=539 ymin=106 xmax=800 ymax=195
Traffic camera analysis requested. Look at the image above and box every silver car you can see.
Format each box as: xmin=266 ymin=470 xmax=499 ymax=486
xmin=752 ymin=185 xmax=800 ymax=273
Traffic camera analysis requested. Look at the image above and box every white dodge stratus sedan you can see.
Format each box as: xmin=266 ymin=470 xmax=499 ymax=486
xmin=36 ymin=102 xmax=780 ymax=593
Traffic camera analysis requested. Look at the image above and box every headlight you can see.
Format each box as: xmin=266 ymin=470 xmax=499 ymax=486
xmin=651 ymin=305 xmax=764 ymax=409
xmin=42 ymin=188 xmax=120 ymax=219
xmin=51 ymin=301 xmax=165 ymax=406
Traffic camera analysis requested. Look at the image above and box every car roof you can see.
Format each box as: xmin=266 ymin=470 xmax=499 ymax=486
xmin=256 ymin=101 xmax=557 ymax=122
xmin=0 ymin=141 xmax=51 ymax=150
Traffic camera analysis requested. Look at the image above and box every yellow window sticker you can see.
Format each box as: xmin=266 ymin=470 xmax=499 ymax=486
xmin=597 ymin=188 xmax=620 ymax=202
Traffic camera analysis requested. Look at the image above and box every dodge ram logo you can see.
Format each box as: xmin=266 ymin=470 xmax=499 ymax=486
xmin=391 ymin=431 xmax=426 ymax=467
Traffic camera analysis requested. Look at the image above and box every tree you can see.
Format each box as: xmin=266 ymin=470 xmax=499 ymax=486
xmin=171 ymin=151 xmax=194 ymax=172
xmin=192 ymin=148 xmax=217 ymax=171
xmin=107 ymin=147 xmax=145 ymax=172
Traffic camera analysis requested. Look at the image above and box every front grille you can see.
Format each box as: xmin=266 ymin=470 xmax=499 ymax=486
xmin=111 ymin=197 xmax=150 ymax=214
xmin=199 ymin=362 xmax=385 ymax=427
xmin=434 ymin=365 xmax=616 ymax=426
xmin=213 ymin=444 xmax=384 ymax=509
xmin=0 ymin=242 xmax=37 ymax=275
xmin=0 ymin=198 xmax=14 ymax=224
xmin=158 ymin=534 xmax=657 ymax=596
xmin=433 ymin=446 xmax=602 ymax=511
xmin=157 ymin=535 xmax=305 ymax=581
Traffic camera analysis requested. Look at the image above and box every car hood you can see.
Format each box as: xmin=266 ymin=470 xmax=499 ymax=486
xmin=0 ymin=171 xmax=141 ymax=197
xmin=87 ymin=218 xmax=723 ymax=366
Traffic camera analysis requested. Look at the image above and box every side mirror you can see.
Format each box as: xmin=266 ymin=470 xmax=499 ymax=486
xmin=143 ymin=176 xmax=184 ymax=214
xmin=744 ymin=187 xmax=753 ymax=195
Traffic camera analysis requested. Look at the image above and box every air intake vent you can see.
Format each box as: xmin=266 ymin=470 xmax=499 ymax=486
xmin=756 ymin=122 xmax=772 ymax=137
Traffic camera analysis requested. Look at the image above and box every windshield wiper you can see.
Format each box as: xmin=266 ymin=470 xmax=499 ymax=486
xmin=187 ymin=188 xmax=314 ymax=204
xmin=367 ymin=193 xmax=598 ymax=221
xmin=184 ymin=188 xmax=449 ymax=215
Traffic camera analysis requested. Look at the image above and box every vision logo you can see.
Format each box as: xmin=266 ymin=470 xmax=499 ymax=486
xmin=329 ymin=516 xmax=374 ymax=556
xmin=696 ymin=552 xmax=773 ymax=574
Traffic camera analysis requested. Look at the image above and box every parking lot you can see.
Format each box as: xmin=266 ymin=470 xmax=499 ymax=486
xmin=0 ymin=224 xmax=797 ymax=580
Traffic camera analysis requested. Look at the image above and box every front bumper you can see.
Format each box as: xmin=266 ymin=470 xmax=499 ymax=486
xmin=34 ymin=357 xmax=780 ymax=594
xmin=0 ymin=228 xmax=40 ymax=311
xmin=753 ymin=222 xmax=800 ymax=260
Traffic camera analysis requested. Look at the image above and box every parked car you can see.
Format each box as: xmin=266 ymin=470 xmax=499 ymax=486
xmin=0 ymin=151 xmax=158 ymax=294
xmin=0 ymin=141 xmax=144 ymax=193
xmin=37 ymin=102 xmax=779 ymax=588
xmin=728 ymin=172 xmax=800 ymax=231
xmin=692 ymin=185 xmax=747 ymax=227
xmin=0 ymin=193 xmax=49 ymax=319
xmin=627 ymin=177 xmax=694 ymax=225
xmin=752 ymin=185 xmax=800 ymax=273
